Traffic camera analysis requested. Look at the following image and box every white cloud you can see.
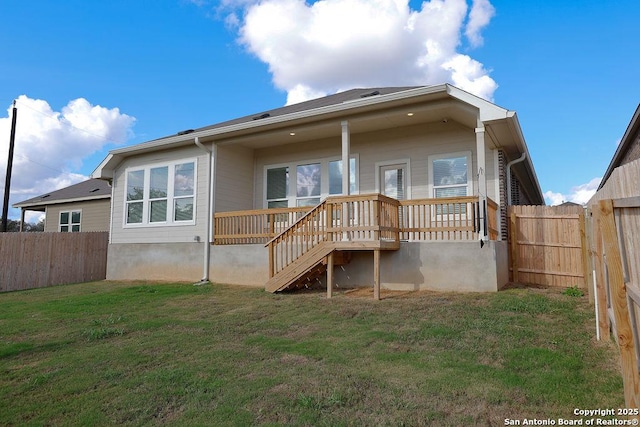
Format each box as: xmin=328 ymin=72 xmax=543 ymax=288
xmin=218 ymin=0 xmax=497 ymax=104
xmin=544 ymin=177 xmax=602 ymax=206
xmin=465 ymin=0 xmax=495 ymax=47
xmin=0 ymin=96 xmax=135 ymax=221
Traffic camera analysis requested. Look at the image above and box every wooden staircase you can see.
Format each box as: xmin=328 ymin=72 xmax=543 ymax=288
xmin=265 ymin=244 xmax=351 ymax=292
xmin=264 ymin=194 xmax=401 ymax=294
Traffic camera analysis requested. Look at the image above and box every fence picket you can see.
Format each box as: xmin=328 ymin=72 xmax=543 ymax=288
xmin=0 ymin=232 xmax=109 ymax=292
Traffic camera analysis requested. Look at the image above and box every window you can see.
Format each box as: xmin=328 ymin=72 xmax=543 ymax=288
xmin=431 ymin=153 xmax=471 ymax=198
xmin=429 ymin=152 xmax=472 ymax=214
xmin=60 ymin=210 xmax=81 ymax=232
xmin=265 ymin=156 xmax=357 ymax=209
xmin=296 ymin=163 xmax=321 ymax=207
xmin=124 ymin=160 xmax=196 ymax=226
xmin=328 ymin=158 xmax=356 ymax=195
xmin=266 ymin=167 xmax=289 ymax=208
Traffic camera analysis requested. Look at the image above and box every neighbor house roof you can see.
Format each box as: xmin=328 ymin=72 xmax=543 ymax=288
xmin=599 ymin=103 xmax=640 ymax=190
xmin=13 ymin=178 xmax=111 ymax=211
xmin=93 ymin=84 xmax=543 ymax=203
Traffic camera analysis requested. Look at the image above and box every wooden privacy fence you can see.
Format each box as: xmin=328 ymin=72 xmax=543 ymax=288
xmin=508 ymin=205 xmax=588 ymax=287
xmin=0 ymin=232 xmax=109 ymax=293
xmin=587 ymin=157 xmax=640 ymax=408
xmin=592 ymin=197 xmax=640 ymax=407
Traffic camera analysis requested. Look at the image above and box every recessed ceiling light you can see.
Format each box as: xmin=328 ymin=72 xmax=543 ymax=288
xmin=407 ymin=112 xmax=414 ymax=116
xmin=289 ymin=132 xmax=296 ymax=136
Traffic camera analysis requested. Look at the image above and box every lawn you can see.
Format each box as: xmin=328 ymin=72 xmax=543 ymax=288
xmin=0 ymin=281 xmax=623 ymax=426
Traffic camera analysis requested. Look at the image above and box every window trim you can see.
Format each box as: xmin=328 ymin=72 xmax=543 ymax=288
xmin=123 ymin=158 xmax=197 ymax=228
xmin=428 ymin=151 xmax=473 ymax=199
xmin=59 ymin=209 xmax=82 ymax=232
xmin=263 ymin=154 xmax=359 ymax=209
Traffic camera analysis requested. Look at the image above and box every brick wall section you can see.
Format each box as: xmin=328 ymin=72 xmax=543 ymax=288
xmin=498 ymin=150 xmax=508 ymax=240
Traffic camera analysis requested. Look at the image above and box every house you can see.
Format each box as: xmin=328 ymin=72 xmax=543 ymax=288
xmin=13 ymin=178 xmax=111 ymax=232
xmin=93 ymin=84 xmax=543 ymax=294
xmin=598 ymin=103 xmax=640 ymax=192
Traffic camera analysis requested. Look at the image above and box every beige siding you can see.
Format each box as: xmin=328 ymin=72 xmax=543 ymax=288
xmin=215 ymin=144 xmax=254 ymax=212
xmin=253 ymin=121 xmax=498 ymax=207
xmin=110 ymin=145 xmax=210 ymax=244
xmin=44 ymin=199 xmax=111 ymax=232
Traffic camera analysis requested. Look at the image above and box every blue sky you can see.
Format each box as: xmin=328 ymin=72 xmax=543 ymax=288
xmin=1 ymin=0 xmax=639 ymax=220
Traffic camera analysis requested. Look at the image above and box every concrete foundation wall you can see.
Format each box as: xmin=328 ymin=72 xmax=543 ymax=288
xmin=106 ymin=241 xmax=508 ymax=292
xmin=209 ymin=244 xmax=268 ymax=286
xmin=107 ymin=243 xmax=204 ymax=282
xmin=333 ymin=241 xmax=508 ymax=292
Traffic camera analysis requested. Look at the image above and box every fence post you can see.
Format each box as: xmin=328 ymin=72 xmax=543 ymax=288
xmin=599 ymin=199 xmax=640 ymax=407
xmin=592 ymin=206 xmax=611 ymax=341
xmin=509 ymin=210 xmax=518 ymax=283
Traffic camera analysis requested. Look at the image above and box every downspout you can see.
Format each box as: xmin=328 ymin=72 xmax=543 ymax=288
xmin=506 ymin=152 xmax=527 ymax=206
xmin=194 ymin=136 xmax=215 ymax=283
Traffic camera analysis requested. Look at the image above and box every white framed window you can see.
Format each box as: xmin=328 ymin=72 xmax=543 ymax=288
xmin=429 ymin=152 xmax=472 ymax=198
xmin=124 ymin=159 xmax=196 ymax=227
xmin=264 ymin=156 xmax=357 ymax=209
xmin=60 ymin=210 xmax=81 ymax=232
xmin=266 ymin=166 xmax=289 ymax=208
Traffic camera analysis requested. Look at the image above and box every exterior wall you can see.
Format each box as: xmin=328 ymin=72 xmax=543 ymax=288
xmin=206 ymin=241 xmax=508 ymax=292
xmin=110 ymin=145 xmax=210 ymax=244
xmin=209 ymin=244 xmax=268 ymax=286
xmin=253 ymin=121 xmax=500 ymax=208
xmin=620 ymin=130 xmax=640 ymax=166
xmin=215 ymin=144 xmax=255 ymax=212
xmin=107 ymin=243 xmax=204 ymax=281
xmin=44 ymin=199 xmax=110 ymax=232
xmin=333 ymin=241 xmax=508 ymax=292
xmin=510 ymin=170 xmax=533 ymax=206
xmin=107 ymin=240 xmax=508 ymax=292
xmin=497 ymin=150 xmax=508 ymax=239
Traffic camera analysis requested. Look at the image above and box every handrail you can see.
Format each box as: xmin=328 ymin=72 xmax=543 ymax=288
xmin=264 ymin=200 xmax=328 ymax=247
xmin=266 ymin=193 xmax=401 ymax=278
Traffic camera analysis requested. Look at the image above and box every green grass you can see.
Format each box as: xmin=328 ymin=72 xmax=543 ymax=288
xmin=0 ymin=282 xmax=623 ymax=426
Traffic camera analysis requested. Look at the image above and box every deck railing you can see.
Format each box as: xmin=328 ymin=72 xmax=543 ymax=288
xmin=214 ymin=194 xmax=499 ymax=245
xmin=265 ymin=194 xmax=401 ymax=277
xmin=214 ymin=206 xmax=310 ymax=244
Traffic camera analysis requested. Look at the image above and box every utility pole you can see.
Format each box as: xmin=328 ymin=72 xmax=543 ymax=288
xmin=1 ymin=100 xmax=17 ymax=232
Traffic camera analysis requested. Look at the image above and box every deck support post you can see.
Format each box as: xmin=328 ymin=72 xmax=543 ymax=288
xmin=327 ymin=251 xmax=334 ymax=299
xmin=373 ymin=249 xmax=380 ymax=300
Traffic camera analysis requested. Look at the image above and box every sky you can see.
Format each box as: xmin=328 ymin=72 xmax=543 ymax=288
xmin=1 ymin=0 xmax=639 ymax=222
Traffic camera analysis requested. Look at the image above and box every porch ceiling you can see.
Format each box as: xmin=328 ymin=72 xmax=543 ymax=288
xmin=210 ymin=99 xmax=478 ymax=149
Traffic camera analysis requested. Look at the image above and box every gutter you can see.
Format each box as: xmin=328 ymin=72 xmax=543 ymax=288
xmin=506 ymin=152 xmax=527 ymax=206
xmin=194 ymin=136 xmax=215 ymax=283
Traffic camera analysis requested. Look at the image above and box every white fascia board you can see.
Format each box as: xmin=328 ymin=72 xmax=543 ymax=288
xmin=91 ymin=153 xmax=120 ymax=180
xmin=446 ymin=85 xmax=510 ymax=121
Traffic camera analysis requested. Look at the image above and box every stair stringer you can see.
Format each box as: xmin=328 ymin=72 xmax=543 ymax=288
xmin=265 ymin=242 xmax=338 ymax=293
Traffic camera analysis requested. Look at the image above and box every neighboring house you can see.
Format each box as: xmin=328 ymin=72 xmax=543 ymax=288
xmin=13 ymin=178 xmax=111 ymax=232
xmin=93 ymin=84 xmax=543 ymax=293
xmin=598 ymin=103 xmax=640 ymax=191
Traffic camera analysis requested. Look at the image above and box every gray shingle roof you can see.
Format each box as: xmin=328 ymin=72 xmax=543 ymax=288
xmin=169 ymin=87 xmax=420 ymax=138
xmin=13 ymin=178 xmax=111 ymax=208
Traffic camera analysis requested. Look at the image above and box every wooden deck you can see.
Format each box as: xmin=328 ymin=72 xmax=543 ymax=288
xmin=214 ymin=194 xmax=498 ymax=298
